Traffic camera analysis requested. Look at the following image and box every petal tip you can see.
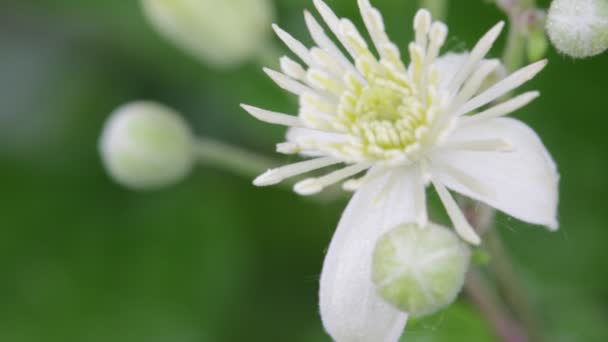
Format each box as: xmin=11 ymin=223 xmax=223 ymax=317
xmin=294 ymin=178 xmax=323 ymax=195
xmin=547 ymin=219 xmax=559 ymax=231
xmin=253 ymin=170 xmax=281 ymax=186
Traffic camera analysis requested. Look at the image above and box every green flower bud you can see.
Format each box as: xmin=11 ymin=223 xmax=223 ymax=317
xmin=526 ymin=11 xmax=549 ymax=62
xmin=99 ymin=101 xmax=194 ymax=190
xmin=372 ymin=223 xmax=471 ymax=317
xmin=546 ymin=0 xmax=608 ymax=58
xmin=141 ymin=0 xmax=274 ymax=68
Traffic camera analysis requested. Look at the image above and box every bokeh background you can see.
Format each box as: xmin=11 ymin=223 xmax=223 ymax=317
xmin=1 ymin=0 xmax=606 ymax=341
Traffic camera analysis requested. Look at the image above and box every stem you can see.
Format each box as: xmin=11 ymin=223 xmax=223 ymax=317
xmin=461 ymin=202 xmax=543 ymax=341
xmin=465 ymin=269 xmax=528 ymax=342
xmin=499 ymin=0 xmax=537 ymax=72
xmin=485 ymin=229 xmax=544 ymax=342
xmin=420 ymin=0 xmax=449 ymax=21
xmin=462 ymin=202 xmax=529 ymax=341
xmin=502 ymin=22 xmax=527 ymax=72
xmin=194 ymin=137 xmax=277 ymax=180
xmin=193 ymin=137 xmax=345 ymax=201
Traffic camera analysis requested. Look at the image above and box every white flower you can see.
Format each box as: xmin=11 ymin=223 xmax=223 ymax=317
xmin=242 ymin=0 xmax=559 ymax=340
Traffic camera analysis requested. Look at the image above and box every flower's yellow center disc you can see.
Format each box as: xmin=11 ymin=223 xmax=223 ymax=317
xmin=335 ymin=73 xmax=438 ymax=163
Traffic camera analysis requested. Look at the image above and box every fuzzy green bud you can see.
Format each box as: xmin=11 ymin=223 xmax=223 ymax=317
xmin=546 ymin=0 xmax=608 ymax=58
xmin=99 ymin=101 xmax=194 ymax=190
xmin=372 ymin=223 xmax=471 ymax=317
xmin=141 ymin=0 xmax=274 ymax=68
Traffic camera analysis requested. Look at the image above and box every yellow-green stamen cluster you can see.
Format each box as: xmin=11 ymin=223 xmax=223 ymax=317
xmin=335 ymin=68 xmax=440 ymax=163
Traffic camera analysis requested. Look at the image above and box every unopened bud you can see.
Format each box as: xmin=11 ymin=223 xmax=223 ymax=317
xmin=141 ymin=0 xmax=274 ymax=68
xmin=522 ymin=10 xmax=549 ymax=62
xmin=99 ymin=101 xmax=194 ymax=190
xmin=372 ymin=223 xmax=471 ymax=317
xmin=546 ymin=0 xmax=608 ymax=58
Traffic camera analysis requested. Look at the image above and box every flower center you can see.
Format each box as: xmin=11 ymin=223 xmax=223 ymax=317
xmin=355 ymin=83 xmax=405 ymax=122
xmin=336 ymin=75 xmax=438 ymax=164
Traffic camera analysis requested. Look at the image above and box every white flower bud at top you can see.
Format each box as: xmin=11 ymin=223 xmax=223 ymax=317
xmin=546 ymin=0 xmax=608 ymax=58
xmin=140 ymin=0 xmax=274 ymax=68
xmin=372 ymin=223 xmax=471 ymax=317
xmin=99 ymin=101 xmax=194 ymax=190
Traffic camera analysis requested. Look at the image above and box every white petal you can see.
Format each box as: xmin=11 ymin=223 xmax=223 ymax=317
xmin=454 ymin=60 xmax=547 ymax=117
xmin=459 ymin=91 xmax=540 ymax=124
xmin=320 ymin=166 xmax=418 ymax=342
xmin=285 ymin=127 xmax=349 ymax=157
xmin=432 ymin=53 xmax=468 ymax=91
xmin=358 ymin=0 xmax=393 ymax=60
xmin=304 ymin=11 xmax=362 ymax=81
xmin=280 ymin=56 xmax=307 ymax=80
xmin=253 ymin=156 xmax=340 ymax=186
xmin=313 ymin=0 xmax=357 ymax=59
xmin=241 ymin=104 xmax=303 ymax=127
xmin=431 ymin=118 xmax=559 ymax=230
xmin=433 ymin=180 xmax=482 ymax=245
xmin=272 ymin=24 xmax=313 ymax=66
xmin=264 ymin=68 xmax=313 ymax=96
xmin=294 ymin=162 xmax=372 ymax=195
xmin=449 ymin=59 xmax=501 ymax=111
xmin=413 ymin=9 xmax=432 ymax=49
xmin=433 ymin=53 xmax=505 ymax=98
xmin=446 ymin=21 xmax=504 ymax=94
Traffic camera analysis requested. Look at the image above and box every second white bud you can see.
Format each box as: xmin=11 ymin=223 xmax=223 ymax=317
xmin=546 ymin=0 xmax=608 ymax=58
xmin=99 ymin=101 xmax=195 ymax=191
xmin=372 ymin=222 xmax=471 ymax=317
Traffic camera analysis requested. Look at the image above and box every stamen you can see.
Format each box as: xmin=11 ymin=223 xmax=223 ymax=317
xmin=459 ymin=91 xmax=540 ymax=124
xmin=307 ymin=68 xmax=345 ymax=96
xmin=432 ymin=180 xmax=481 ymax=245
xmin=409 ymin=43 xmax=425 ymax=89
xmin=241 ymin=104 xmax=303 ymax=127
xmin=426 ymin=22 xmax=448 ymax=65
xmin=280 ymin=56 xmax=307 ymax=80
xmin=450 ymin=59 xmax=500 ymax=111
xmin=272 ymin=24 xmax=313 ymax=66
xmin=300 ymin=91 xmax=338 ymax=114
xmin=339 ymin=19 xmax=372 ymax=61
xmin=264 ymin=68 xmax=315 ymax=96
xmin=313 ymin=0 xmax=341 ymax=36
xmin=310 ymin=48 xmax=346 ymax=77
xmin=358 ymin=0 xmax=399 ymax=66
xmin=300 ymin=109 xmax=335 ymax=128
xmin=294 ymin=162 xmax=372 ymax=195
xmin=304 ymin=11 xmax=366 ymax=83
xmin=343 ymin=166 xmax=390 ymax=193
xmin=313 ymin=0 xmax=364 ymax=65
xmin=447 ymin=21 xmax=505 ymax=95
xmin=286 ymin=127 xmax=350 ymax=145
xmin=454 ymin=60 xmax=547 ymax=117
xmin=414 ymin=9 xmax=432 ymax=50
xmin=253 ymin=157 xmax=341 ymax=186
xmin=342 ymin=177 xmax=364 ymax=192
xmin=276 ymin=142 xmax=300 ymax=154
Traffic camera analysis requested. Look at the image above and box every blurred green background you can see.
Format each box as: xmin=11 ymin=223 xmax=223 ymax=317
xmin=0 ymin=0 xmax=606 ymax=341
